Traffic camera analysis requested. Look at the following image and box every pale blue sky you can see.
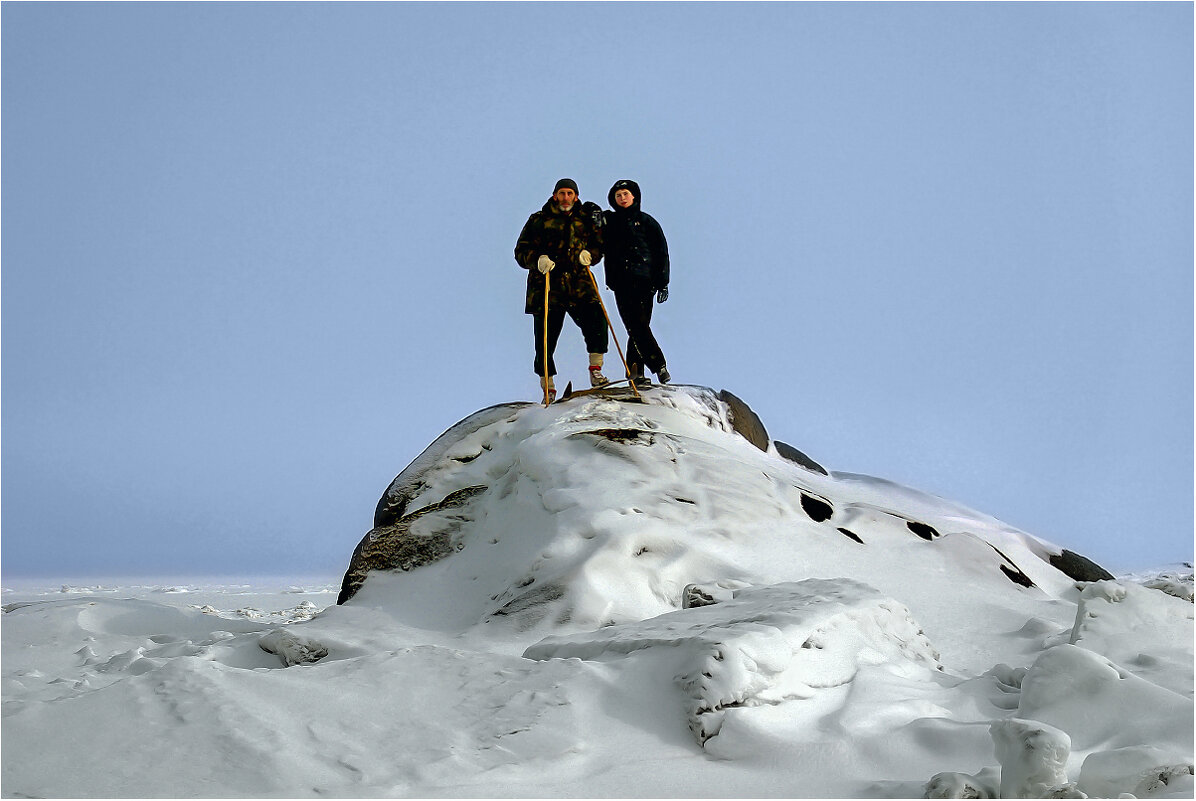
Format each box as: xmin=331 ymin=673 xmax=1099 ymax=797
xmin=3 ymin=2 xmax=1191 ymax=577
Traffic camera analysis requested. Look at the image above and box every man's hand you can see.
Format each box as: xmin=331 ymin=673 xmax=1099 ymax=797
xmin=537 ymin=255 xmax=555 ymax=274
xmin=579 ymin=250 xmax=592 ymax=267
xmin=657 ymin=288 xmax=669 ymax=303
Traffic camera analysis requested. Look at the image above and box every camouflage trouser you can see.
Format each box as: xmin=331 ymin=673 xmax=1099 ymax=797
xmin=532 ymin=296 xmax=608 ymax=377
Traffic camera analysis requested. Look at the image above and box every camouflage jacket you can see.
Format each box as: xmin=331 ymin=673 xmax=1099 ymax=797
xmin=514 ymin=199 xmax=604 ymax=314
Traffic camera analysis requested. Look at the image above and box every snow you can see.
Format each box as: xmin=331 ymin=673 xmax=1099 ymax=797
xmin=990 ymin=718 xmax=1073 ymax=799
xmin=3 ymin=385 xmax=1192 ymax=798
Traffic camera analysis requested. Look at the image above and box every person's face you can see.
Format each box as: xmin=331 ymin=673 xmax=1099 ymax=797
xmin=614 ymin=188 xmax=635 ymax=209
xmin=554 ymin=188 xmax=577 ymax=210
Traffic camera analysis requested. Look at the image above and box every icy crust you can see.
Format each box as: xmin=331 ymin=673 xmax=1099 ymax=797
xmin=524 ymin=579 xmax=943 ymax=745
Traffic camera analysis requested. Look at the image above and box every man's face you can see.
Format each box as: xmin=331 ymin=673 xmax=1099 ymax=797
xmin=554 ymin=188 xmax=577 ymax=210
xmin=614 ymin=188 xmax=635 ymax=209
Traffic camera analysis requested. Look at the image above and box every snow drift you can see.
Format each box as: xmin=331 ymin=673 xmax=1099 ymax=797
xmin=3 ymin=384 xmax=1191 ymax=798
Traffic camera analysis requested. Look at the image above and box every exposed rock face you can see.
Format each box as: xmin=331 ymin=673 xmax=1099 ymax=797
xmin=339 ymin=485 xmax=488 ymax=604
xmin=1050 ymin=549 xmax=1116 ymax=583
xmin=717 ymin=389 xmax=769 ymax=451
xmin=799 ymin=492 xmax=834 ymax=522
xmin=775 ymin=440 xmax=828 ymax=475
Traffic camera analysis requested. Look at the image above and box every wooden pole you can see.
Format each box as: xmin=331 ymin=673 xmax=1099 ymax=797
xmin=543 ymin=269 xmax=551 ymax=406
xmin=587 ymin=268 xmax=641 ymax=401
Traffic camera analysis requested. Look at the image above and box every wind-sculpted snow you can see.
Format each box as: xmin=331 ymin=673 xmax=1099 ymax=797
xmin=3 ymin=386 xmax=1191 ymax=798
xmin=1068 ymin=579 xmax=1193 ymax=696
xmin=340 ymin=385 xmax=1087 ymax=653
xmin=524 ymin=579 xmax=943 ymax=745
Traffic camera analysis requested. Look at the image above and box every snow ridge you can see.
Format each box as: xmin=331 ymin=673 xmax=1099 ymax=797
xmin=526 ymin=579 xmax=942 ymax=745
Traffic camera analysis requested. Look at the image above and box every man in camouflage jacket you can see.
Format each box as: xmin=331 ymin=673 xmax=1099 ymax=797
xmin=514 ymin=178 xmax=609 ymax=398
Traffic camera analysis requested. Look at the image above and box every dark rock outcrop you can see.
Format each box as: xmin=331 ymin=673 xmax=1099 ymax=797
xmin=717 ymin=389 xmax=769 ymax=452
xmin=682 ymin=585 xmax=718 ymax=608
xmin=775 ymin=441 xmax=828 ymax=475
xmin=999 ymin=565 xmax=1036 ymax=589
xmin=799 ymin=493 xmax=834 ymax=523
xmin=339 ymin=485 xmax=488 ymax=604
xmin=571 ymin=428 xmax=657 ymax=446
xmin=989 ymin=545 xmax=1037 ymax=589
xmin=838 ymin=527 xmax=864 ymax=544
xmin=1049 ymin=549 xmax=1116 ymax=583
xmin=907 ymin=521 xmax=941 ymax=541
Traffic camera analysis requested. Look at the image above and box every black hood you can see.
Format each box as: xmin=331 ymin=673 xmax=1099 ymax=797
xmin=608 ymin=179 xmax=642 ymax=211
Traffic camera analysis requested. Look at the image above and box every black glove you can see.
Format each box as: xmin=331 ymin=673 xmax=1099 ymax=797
xmin=657 ymin=288 xmax=668 ymax=303
xmin=582 ymin=201 xmax=603 ymax=229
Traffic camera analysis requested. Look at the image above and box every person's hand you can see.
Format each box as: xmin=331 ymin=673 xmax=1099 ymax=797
xmin=537 ymin=255 xmax=555 ymax=274
xmin=657 ymin=288 xmax=669 ymax=303
xmin=582 ymin=201 xmax=604 ymax=228
xmin=579 ymin=250 xmax=592 ymax=267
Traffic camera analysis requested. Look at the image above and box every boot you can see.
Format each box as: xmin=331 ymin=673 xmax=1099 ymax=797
xmin=588 ymin=354 xmax=609 ymax=388
xmin=540 ymin=375 xmax=556 ymax=402
xmin=629 ymin=362 xmax=651 ymax=388
xmin=656 ymin=365 xmax=671 ymax=385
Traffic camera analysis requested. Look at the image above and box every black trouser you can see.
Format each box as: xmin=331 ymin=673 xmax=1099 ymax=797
xmin=532 ymin=298 xmax=608 ymax=377
xmin=614 ymin=285 xmax=666 ymax=374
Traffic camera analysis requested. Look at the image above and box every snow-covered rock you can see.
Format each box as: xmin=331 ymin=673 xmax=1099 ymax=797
xmin=258 ymin=628 xmax=329 ymax=666
xmin=923 ymin=768 xmax=1001 ymax=799
xmin=339 ymin=387 xmax=1096 ymax=662
xmin=990 ymin=718 xmax=1072 ymax=799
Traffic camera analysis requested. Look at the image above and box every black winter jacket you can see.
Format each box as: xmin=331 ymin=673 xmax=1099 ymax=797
xmin=602 ymin=180 xmax=669 ymax=293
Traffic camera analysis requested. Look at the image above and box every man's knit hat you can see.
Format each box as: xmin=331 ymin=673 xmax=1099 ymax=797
xmin=553 ymin=178 xmax=579 ymax=194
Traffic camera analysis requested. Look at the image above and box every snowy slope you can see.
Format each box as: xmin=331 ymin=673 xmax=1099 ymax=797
xmin=2 ymin=385 xmax=1192 ymax=798
xmin=344 ymin=386 xmax=1089 ymax=666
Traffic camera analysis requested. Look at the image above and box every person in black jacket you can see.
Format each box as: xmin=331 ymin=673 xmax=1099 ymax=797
xmin=603 ymin=179 xmax=670 ymax=386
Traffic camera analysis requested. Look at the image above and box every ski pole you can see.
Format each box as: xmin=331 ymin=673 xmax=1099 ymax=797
xmin=587 ymin=268 xmax=642 ymax=401
xmin=543 ymin=269 xmax=551 ymax=406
